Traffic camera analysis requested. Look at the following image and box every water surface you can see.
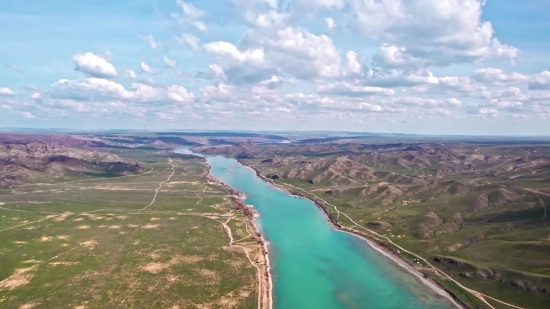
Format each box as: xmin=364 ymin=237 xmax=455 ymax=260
xmin=181 ymin=151 xmax=454 ymax=309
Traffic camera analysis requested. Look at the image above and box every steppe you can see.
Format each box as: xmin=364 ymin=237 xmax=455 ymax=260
xmin=0 ymin=133 xmax=266 ymax=309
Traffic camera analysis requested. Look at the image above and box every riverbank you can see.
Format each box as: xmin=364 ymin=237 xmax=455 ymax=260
xmin=197 ymin=156 xmax=272 ymax=309
xmin=236 ymin=159 xmax=466 ymax=309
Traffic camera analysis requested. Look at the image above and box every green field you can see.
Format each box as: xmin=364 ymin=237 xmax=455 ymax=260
xmin=0 ymin=149 xmax=262 ymax=309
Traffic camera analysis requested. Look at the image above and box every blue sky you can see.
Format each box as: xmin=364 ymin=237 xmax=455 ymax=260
xmin=1 ymin=0 xmax=549 ymax=135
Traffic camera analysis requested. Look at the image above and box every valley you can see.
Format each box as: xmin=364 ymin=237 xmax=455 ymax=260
xmin=198 ymin=139 xmax=550 ymax=309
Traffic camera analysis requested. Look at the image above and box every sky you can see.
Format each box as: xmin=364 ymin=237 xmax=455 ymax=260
xmin=1 ymin=0 xmax=550 ymax=135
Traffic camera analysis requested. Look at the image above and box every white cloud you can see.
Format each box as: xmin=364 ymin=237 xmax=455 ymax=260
xmin=50 ymin=78 xmax=193 ymax=104
xmin=52 ymin=78 xmax=133 ymax=101
xmin=318 ymin=82 xmax=395 ymax=97
xmin=140 ymin=61 xmax=158 ymax=75
xmin=209 ymin=64 xmax=226 ymax=78
xmin=73 ymin=52 xmax=117 ymax=78
xmin=204 ymin=41 xmax=265 ymax=63
xmin=31 ymin=92 xmax=41 ymax=100
xmin=325 ymin=17 xmax=336 ymax=30
xmin=297 ymin=0 xmax=346 ymax=11
xmin=245 ymin=10 xmax=289 ymax=28
xmin=344 ymin=51 xmax=361 ymax=75
xmin=446 ymin=98 xmax=463 ymax=106
xmin=436 ymin=76 xmax=486 ymax=96
xmin=140 ymin=35 xmax=160 ymax=50
xmin=429 ymin=108 xmax=452 ymax=116
xmin=0 ymin=87 xmax=16 ymax=96
xmin=172 ymin=0 xmax=207 ymax=31
xmin=21 ymin=112 xmax=36 ymax=119
xmin=236 ymin=27 xmax=342 ymax=81
xmin=479 ymin=108 xmax=499 ymax=115
xmin=164 ymin=56 xmax=177 ymax=69
xmin=126 ymin=70 xmax=137 ymax=79
xmin=366 ymin=70 xmax=439 ymax=88
xmin=167 ymin=85 xmax=194 ymax=103
xmin=353 ymin=0 xmax=518 ymax=69
xmin=472 ymin=68 xmax=528 ymax=86
xmin=175 ymin=33 xmax=200 ymax=51
xmin=529 ymin=71 xmax=550 ymax=90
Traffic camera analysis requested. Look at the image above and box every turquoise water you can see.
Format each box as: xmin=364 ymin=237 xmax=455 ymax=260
xmin=182 ymin=151 xmax=454 ymax=309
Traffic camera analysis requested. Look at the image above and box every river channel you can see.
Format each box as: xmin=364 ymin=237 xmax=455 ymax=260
xmin=178 ymin=149 xmax=455 ymax=309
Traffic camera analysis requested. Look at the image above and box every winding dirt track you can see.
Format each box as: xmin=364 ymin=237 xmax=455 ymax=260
xmin=276 ymin=180 xmax=525 ymax=309
xmin=138 ymin=158 xmax=174 ymax=213
xmin=220 ymin=218 xmax=262 ymax=309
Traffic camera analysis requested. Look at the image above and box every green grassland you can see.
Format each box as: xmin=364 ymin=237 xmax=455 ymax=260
xmin=0 ymin=149 xmax=261 ymax=309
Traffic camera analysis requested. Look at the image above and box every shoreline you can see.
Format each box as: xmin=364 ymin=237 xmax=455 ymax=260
xmin=195 ymin=155 xmax=273 ymax=309
xmin=236 ymin=159 xmax=467 ymax=309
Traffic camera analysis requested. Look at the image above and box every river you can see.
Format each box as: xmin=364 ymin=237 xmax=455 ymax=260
xmin=178 ymin=149 xmax=455 ymax=309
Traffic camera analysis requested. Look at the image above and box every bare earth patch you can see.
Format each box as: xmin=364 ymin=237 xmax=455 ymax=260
xmin=39 ymin=236 xmax=53 ymax=242
xmin=54 ymin=212 xmax=73 ymax=222
xmin=0 ymin=267 xmax=35 ymax=290
xmin=49 ymin=262 xmax=79 ymax=267
xmin=141 ymin=255 xmax=204 ymax=275
xmin=141 ymin=224 xmax=159 ymax=229
xmin=87 ymin=215 xmax=105 ymax=221
xmin=108 ymin=225 xmax=121 ymax=229
xmin=22 ymin=260 xmax=41 ymax=264
xmin=76 ymin=225 xmax=90 ymax=230
xmin=19 ymin=302 xmax=40 ymax=309
xmin=141 ymin=262 xmax=171 ymax=274
xmin=57 ymin=235 xmax=70 ymax=240
xmin=79 ymin=240 xmax=99 ymax=250
xmin=149 ymin=217 xmax=161 ymax=221
xmin=115 ymin=215 xmax=128 ymax=220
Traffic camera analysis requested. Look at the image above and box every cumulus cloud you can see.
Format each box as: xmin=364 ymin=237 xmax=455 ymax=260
xmin=172 ymin=0 xmax=207 ymax=31
xmin=429 ymin=108 xmax=452 ymax=116
xmin=318 ymin=82 xmax=395 ymax=97
xmin=0 ymin=87 xmax=16 ymax=96
xmin=207 ymin=27 xmax=342 ymax=84
xmin=167 ymin=85 xmax=194 ymax=102
xmin=344 ymin=51 xmax=361 ymax=75
xmin=140 ymin=35 xmax=160 ymax=50
xmin=366 ymin=70 xmax=439 ymax=88
xmin=472 ymin=68 xmax=528 ymax=86
xmin=164 ymin=56 xmax=177 ymax=69
xmin=175 ymin=33 xmax=200 ymax=51
xmin=529 ymin=71 xmax=550 ymax=90
xmin=204 ymin=41 xmax=265 ymax=63
xmin=50 ymin=78 xmax=194 ymax=103
xmin=435 ymin=76 xmax=486 ymax=96
xmin=325 ymin=17 xmax=336 ymax=30
xmin=21 ymin=112 xmax=36 ymax=119
xmin=140 ymin=61 xmax=158 ymax=75
xmin=354 ymin=0 xmax=518 ymax=69
xmin=73 ymin=52 xmax=117 ymax=78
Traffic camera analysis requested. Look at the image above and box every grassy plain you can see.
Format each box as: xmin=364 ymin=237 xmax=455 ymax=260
xmin=0 ymin=149 xmax=262 ymax=309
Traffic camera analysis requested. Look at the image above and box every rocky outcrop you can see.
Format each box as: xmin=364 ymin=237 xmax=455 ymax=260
xmin=366 ymin=221 xmax=393 ymax=230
